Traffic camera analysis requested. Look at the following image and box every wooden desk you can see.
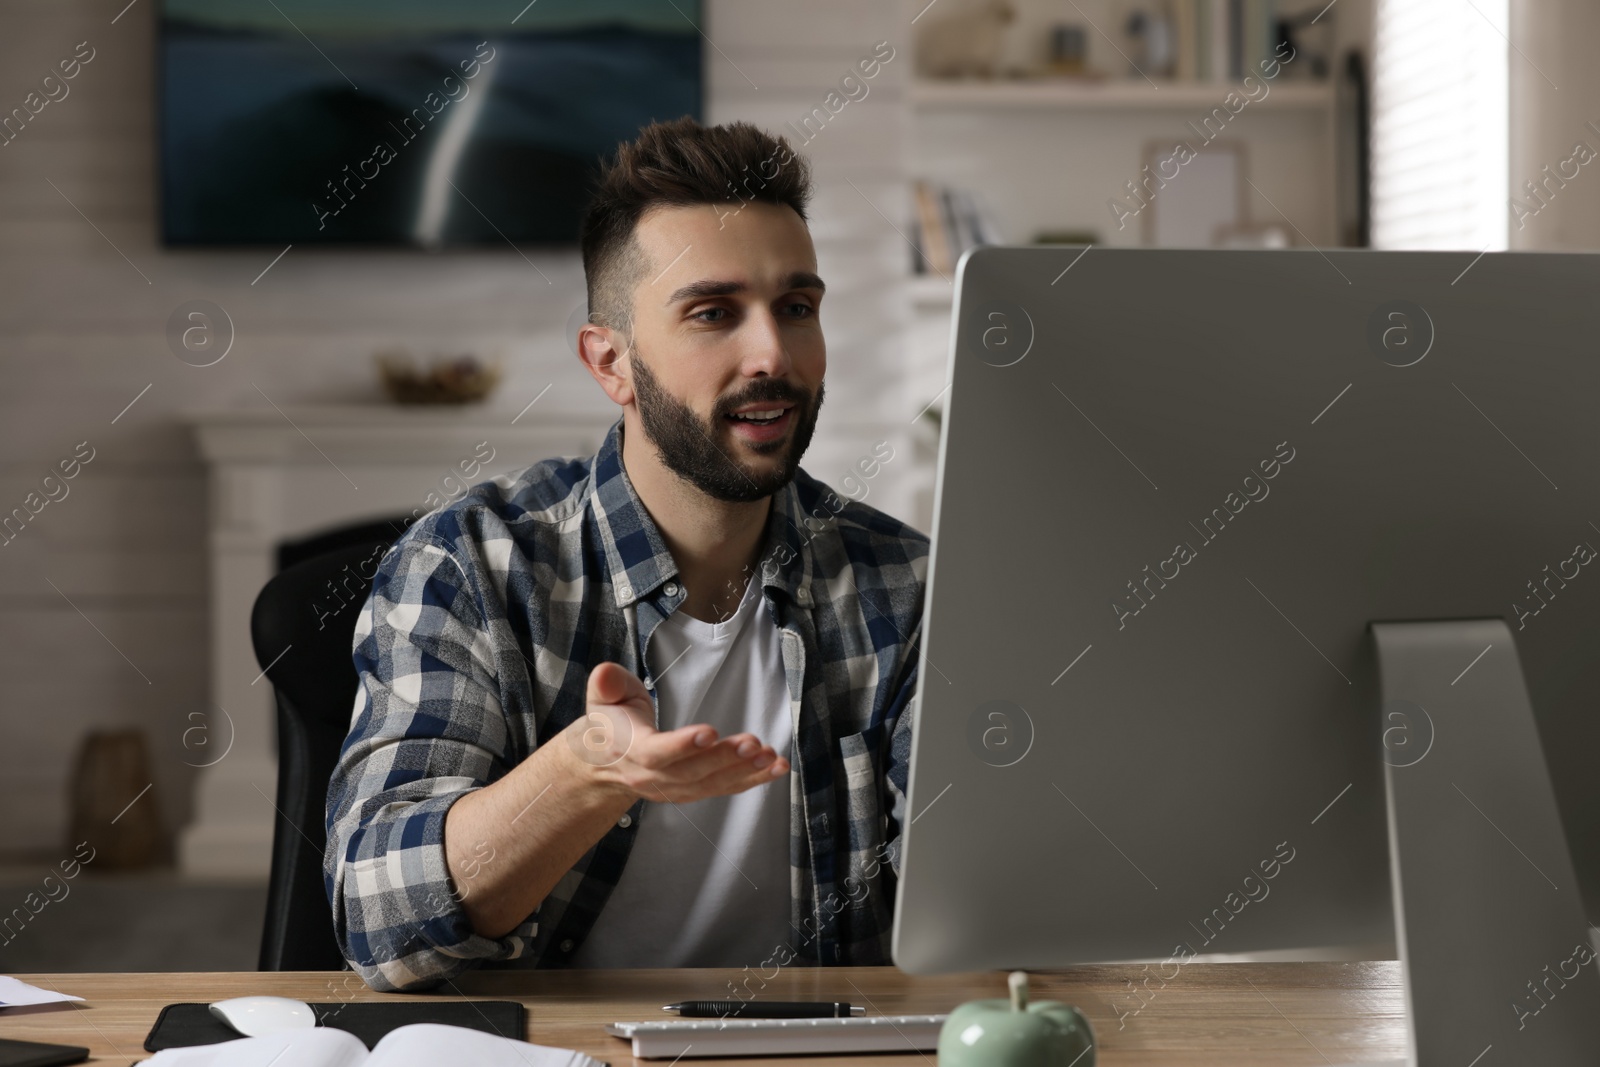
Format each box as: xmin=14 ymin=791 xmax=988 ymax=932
xmin=1 ymin=964 xmax=1408 ymax=1065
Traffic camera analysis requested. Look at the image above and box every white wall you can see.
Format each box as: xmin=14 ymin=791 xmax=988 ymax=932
xmin=1509 ymin=0 xmax=1600 ymax=250
xmin=0 ymin=0 xmax=924 ymax=859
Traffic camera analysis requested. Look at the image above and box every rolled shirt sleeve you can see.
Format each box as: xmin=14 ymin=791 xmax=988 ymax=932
xmin=324 ymin=532 xmax=535 ymax=992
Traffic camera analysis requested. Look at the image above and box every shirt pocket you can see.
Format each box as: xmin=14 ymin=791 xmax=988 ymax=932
xmin=837 ymin=728 xmax=882 ymax=829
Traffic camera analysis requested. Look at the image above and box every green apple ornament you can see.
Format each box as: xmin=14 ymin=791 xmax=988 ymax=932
xmin=938 ymin=971 xmax=1094 ymax=1067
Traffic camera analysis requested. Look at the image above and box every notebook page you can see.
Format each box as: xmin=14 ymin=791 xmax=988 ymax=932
xmin=140 ymin=1027 xmax=368 ymax=1067
xmin=368 ymin=1023 xmax=603 ymax=1067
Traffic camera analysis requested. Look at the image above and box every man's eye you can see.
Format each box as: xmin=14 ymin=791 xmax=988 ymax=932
xmin=787 ymin=302 xmax=815 ymax=318
xmin=694 ymin=307 xmax=728 ymax=323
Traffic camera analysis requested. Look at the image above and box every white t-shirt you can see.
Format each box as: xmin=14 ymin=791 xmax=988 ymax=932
xmin=568 ymin=574 xmax=793 ymax=967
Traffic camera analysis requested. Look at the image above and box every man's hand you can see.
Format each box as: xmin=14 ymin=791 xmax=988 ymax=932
xmin=445 ymin=660 xmax=791 ymax=940
xmin=564 ymin=661 xmax=790 ymax=805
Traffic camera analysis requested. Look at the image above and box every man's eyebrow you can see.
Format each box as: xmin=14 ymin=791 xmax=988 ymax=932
xmin=664 ymin=271 xmax=825 ymax=306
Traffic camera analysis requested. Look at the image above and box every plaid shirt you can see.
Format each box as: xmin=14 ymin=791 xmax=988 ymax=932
xmin=324 ymin=416 xmax=929 ymax=992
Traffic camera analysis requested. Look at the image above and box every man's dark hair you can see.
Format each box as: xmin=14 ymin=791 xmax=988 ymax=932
xmin=579 ymin=116 xmax=814 ymax=341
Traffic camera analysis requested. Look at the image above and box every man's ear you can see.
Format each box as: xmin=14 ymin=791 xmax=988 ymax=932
xmin=578 ymin=322 xmax=634 ymax=406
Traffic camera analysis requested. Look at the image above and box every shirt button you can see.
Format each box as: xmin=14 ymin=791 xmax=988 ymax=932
xmin=559 ymin=939 xmax=574 ymax=953
xmin=617 ymin=581 xmax=631 ymax=598
xmin=618 ymin=813 xmax=633 ymax=828
xmin=796 ymin=586 xmax=811 ymax=606
xmin=664 ymin=581 xmax=679 ymax=597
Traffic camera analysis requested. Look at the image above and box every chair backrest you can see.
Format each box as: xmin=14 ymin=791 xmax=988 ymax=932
xmin=276 ymin=515 xmax=412 ymax=572
xmin=250 ymin=536 xmax=398 ymax=970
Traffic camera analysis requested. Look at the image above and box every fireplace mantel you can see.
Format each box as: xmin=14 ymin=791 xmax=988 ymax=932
xmin=180 ymin=402 xmax=616 ymax=878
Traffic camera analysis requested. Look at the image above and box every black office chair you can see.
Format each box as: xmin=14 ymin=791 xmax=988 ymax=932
xmin=276 ymin=514 xmax=413 ymax=572
xmin=251 ymin=524 xmax=409 ymax=970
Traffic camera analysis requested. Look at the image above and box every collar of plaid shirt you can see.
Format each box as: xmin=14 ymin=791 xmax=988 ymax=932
xmin=325 ymin=415 xmax=930 ymax=990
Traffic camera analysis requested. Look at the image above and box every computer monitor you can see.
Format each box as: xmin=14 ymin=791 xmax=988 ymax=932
xmin=892 ymin=247 xmax=1600 ymax=1064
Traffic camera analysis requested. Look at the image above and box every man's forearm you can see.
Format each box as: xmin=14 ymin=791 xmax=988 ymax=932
xmin=444 ymin=722 xmax=634 ymax=939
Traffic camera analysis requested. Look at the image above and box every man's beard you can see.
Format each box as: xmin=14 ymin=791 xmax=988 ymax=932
xmin=629 ymin=342 xmax=823 ymax=504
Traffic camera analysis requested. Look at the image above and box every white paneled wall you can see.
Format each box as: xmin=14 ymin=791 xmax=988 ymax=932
xmin=0 ymin=0 xmax=927 ymax=858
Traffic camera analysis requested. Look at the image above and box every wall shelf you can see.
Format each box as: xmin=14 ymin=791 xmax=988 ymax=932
xmin=909 ymin=77 xmax=1336 ymax=112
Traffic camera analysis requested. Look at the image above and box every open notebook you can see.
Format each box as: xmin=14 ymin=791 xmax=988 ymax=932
xmin=140 ymin=1022 xmax=605 ymax=1067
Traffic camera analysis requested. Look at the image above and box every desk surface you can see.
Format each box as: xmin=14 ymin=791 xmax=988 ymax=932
xmin=1 ymin=964 xmax=1408 ymax=1065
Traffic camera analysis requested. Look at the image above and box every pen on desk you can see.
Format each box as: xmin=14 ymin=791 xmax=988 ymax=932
xmin=663 ymin=1001 xmax=865 ymax=1018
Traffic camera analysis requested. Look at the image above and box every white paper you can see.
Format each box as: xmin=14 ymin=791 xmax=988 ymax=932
xmin=370 ymin=1023 xmax=602 ymax=1067
xmin=0 ymin=976 xmax=84 ymax=1008
xmin=141 ymin=1028 xmax=366 ymax=1067
xmin=137 ymin=1023 xmax=602 ymax=1067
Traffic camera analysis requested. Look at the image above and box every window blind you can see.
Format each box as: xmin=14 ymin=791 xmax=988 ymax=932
xmin=1370 ymin=0 xmax=1508 ymax=250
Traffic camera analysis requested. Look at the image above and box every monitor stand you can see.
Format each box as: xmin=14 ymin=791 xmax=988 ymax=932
xmin=1370 ymin=619 xmax=1600 ymax=1066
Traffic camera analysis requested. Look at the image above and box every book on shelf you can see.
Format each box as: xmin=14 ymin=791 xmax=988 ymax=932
xmin=911 ymin=179 xmax=949 ymax=275
xmin=911 ymin=179 xmax=1002 ymax=276
xmin=969 ymin=189 xmax=1003 ymax=246
xmin=1173 ymin=0 xmax=1198 ymax=81
xmin=943 ymin=187 xmax=974 ymax=266
xmin=1157 ymin=0 xmax=1323 ymax=84
xmin=1229 ymin=0 xmax=1244 ymax=78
